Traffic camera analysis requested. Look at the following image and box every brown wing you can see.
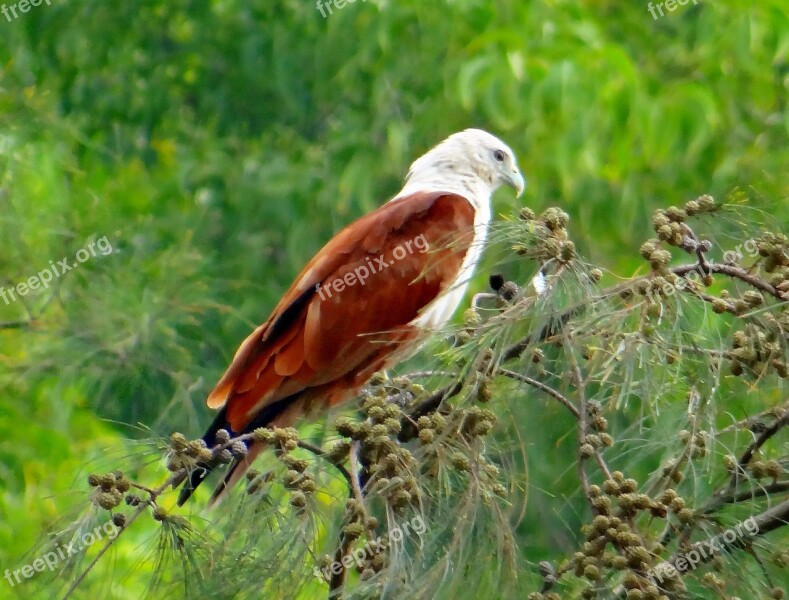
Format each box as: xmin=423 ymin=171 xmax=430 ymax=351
xmin=208 ymin=191 xmax=476 ymax=433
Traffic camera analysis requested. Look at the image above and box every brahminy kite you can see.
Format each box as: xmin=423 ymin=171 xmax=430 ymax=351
xmin=177 ymin=128 xmax=524 ymax=506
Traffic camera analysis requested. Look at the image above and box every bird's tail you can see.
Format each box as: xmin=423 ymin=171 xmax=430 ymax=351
xmin=176 ymin=394 xmax=300 ymax=507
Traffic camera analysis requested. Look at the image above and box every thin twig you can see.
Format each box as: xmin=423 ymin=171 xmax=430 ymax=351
xmin=704 ymin=480 xmax=789 ymax=510
xmin=297 ymin=440 xmax=352 ymax=485
xmin=565 ymin=344 xmax=593 ymax=500
xmin=709 ymin=409 xmax=789 ymax=511
xmin=0 ymin=319 xmax=34 ymax=329
xmin=496 ymin=368 xmax=580 ymax=419
xmin=735 ymin=411 xmax=789 ymax=480
xmin=717 ymin=402 xmax=789 ymax=435
xmin=673 ymin=262 xmax=787 ymax=302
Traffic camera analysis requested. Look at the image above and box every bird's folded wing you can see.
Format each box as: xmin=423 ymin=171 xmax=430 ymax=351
xmin=207 ymin=191 xmax=476 ymax=432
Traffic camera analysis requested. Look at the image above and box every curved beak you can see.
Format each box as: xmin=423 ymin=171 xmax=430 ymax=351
xmin=506 ymin=169 xmax=526 ymax=198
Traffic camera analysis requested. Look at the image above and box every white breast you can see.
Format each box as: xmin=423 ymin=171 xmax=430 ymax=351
xmin=411 ymin=198 xmax=491 ymax=330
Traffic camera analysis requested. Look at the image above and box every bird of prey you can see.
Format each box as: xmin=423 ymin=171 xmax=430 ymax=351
xmin=177 ymin=128 xmax=524 ymax=506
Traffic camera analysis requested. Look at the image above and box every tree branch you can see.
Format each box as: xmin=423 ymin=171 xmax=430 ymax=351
xmin=673 ymin=262 xmax=788 ymax=302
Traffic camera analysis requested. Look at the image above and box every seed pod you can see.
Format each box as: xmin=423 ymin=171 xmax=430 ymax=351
xmin=583 ymin=564 xmax=600 ymax=580
xmin=697 ymin=194 xmax=715 ymax=210
xmin=670 ymin=496 xmax=685 ymax=512
xmin=560 ymin=241 xmax=576 ymax=262
xmin=112 ymin=513 xmax=126 ymax=528
xmin=430 ymin=413 xmax=446 ymax=430
xmin=685 ymin=200 xmax=700 ymax=215
xmin=649 ymin=502 xmax=668 ymax=518
xmin=592 ymin=515 xmax=610 ymax=532
xmin=370 ymin=424 xmax=389 ymax=438
xmin=96 ymin=492 xmax=119 ymax=510
xmin=652 ymin=210 xmax=670 ymax=229
xmin=591 ymin=496 xmax=612 ymax=514
xmin=477 ymin=382 xmax=493 ymax=403
xmin=743 ymin=290 xmax=764 ymax=306
xmin=290 ymin=491 xmax=307 ymax=508
xmin=185 ymin=439 xmax=208 ymax=457
xmin=519 ymin=207 xmax=535 ymax=221
xmin=253 ymin=428 xmax=275 ymax=443
xmin=541 ymin=207 xmax=569 ymax=231
xmin=125 ymin=493 xmax=141 ymax=506
xmin=473 ymin=420 xmax=494 ymax=436
xmin=169 ymin=432 xmax=188 ymax=451
xmin=666 ymin=206 xmax=687 ymax=222
xmin=450 ymin=453 xmax=471 ymax=471
xmin=335 ymin=418 xmax=357 ymax=438
xmin=418 ymin=428 xmax=435 ymax=444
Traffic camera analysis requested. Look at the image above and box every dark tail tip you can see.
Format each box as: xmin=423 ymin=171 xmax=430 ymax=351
xmin=176 ymin=395 xmax=296 ymax=506
xmin=176 ymin=464 xmax=211 ymax=506
xmin=175 ymin=406 xmax=230 ymax=506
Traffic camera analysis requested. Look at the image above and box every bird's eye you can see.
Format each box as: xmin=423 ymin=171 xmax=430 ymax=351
xmin=493 ymin=149 xmax=506 ymax=162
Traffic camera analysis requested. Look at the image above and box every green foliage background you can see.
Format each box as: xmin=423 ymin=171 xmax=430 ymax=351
xmin=0 ymin=0 xmax=786 ymax=598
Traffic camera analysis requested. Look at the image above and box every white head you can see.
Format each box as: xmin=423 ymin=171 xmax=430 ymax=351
xmin=400 ymin=128 xmax=525 ymax=201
